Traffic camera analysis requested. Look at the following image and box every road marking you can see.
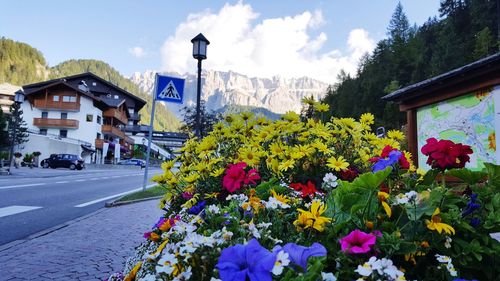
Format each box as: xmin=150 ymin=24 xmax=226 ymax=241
xmin=0 ymin=183 xmax=45 ymax=190
xmin=89 ymin=178 xmax=99 ymax=180
xmin=55 ymin=181 xmax=70 ymax=184
xmin=0 ymin=205 xmax=42 ymax=218
xmin=110 ymin=176 xmax=120 ymax=178
xmin=75 ymin=179 xmax=86 ymax=182
xmin=74 ymin=184 xmax=156 ymax=208
xmin=101 ymin=177 xmax=110 ymax=179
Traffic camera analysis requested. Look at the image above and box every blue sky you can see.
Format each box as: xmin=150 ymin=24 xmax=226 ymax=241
xmin=0 ymin=1 xmax=440 ymax=83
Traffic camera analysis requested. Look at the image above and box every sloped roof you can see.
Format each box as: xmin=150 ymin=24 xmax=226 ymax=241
xmin=383 ymin=52 xmax=500 ymax=102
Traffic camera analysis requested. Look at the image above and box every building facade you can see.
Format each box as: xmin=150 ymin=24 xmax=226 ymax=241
xmin=20 ymin=72 xmax=146 ymax=164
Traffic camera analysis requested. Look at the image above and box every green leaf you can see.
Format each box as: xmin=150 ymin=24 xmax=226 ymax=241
xmin=445 ymin=168 xmax=487 ymax=185
xmin=484 ymin=162 xmax=500 ymax=187
xmin=421 ymin=168 xmax=440 ymax=185
xmin=348 ymin=168 xmax=392 ymax=191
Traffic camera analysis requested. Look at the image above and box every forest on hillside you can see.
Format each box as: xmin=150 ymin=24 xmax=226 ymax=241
xmin=0 ymin=39 xmax=180 ymax=131
xmin=322 ymin=0 xmax=499 ymax=129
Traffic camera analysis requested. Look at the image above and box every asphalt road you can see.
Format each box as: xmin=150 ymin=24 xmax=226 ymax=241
xmin=0 ymin=167 xmax=163 ymax=246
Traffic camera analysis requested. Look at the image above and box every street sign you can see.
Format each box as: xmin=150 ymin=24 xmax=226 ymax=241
xmin=155 ymin=75 xmax=185 ymax=104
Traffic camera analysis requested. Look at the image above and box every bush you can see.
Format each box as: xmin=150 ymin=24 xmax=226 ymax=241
xmin=109 ymin=107 xmax=499 ymax=281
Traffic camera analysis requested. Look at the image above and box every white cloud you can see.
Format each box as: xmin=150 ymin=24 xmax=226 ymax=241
xmin=129 ymin=46 xmax=147 ymax=58
xmin=160 ymin=2 xmax=375 ymax=84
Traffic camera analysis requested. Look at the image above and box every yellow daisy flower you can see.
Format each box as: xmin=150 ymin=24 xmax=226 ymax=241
xmin=327 ymin=156 xmax=350 ymax=171
xmin=426 ymin=208 xmax=455 ymax=235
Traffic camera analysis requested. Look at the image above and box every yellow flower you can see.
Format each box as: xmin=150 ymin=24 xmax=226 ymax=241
xmin=293 ymin=200 xmax=332 ymax=232
xmin=426 ymin=208 xmax=455 ymax=235
xmin=183 ymin=173 xmax=200 ymax=184
xmin=278 ymin=159 xmax=296 ymax=172
xmin=240 ymin=111 xmax=254 ymax=121
xmin=238 ymin=146 xmax=262 ymax=166
xmin=271 ymin=189 xmax=290 ymax=205
xmin=360 ymin=113 xmax=375 ymax=125
xmin=378 ymin=191 xmax=392 ymax=218
xmin=161 ymin=160 xmax=176 ymax=171
xmin=387 ymin=129 xmax=405 ymax=141
xmin=281 ymin=111 xmax=300 ymax=122
xmin=311 ymin=140 xmax=329 ymax=153
xmin=210 ymin=167 xmax=225 ymax=177
xmin=326 ymin=156 xmax=349 ymax=171
xmin=301 ymin=96 xmax=315 ymax=105
xmin=124 ymin=261 xmax=143 ymax=281
xmin=313 ymin=102 xmax=330 ymax=112
xmin=242 ymin=195 xmax=263 ymax=214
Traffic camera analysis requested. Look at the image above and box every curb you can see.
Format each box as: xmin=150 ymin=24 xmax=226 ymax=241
xmin=0 ymin=207 xmax=108 ymax=253
xmin=105 ymin=195 xmax=163 ymax=208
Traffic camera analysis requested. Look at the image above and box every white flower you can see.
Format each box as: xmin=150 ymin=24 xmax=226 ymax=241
xmin=444 ymin=236 xmax=452 ymax=248
xmin=356 ymin=257 xmax=404 ymax=281
xmin=207 ymin=204 xmax=220 ymax=214
xmin=172 ymin=266 xmax=192 ymax=280
xmin=248 ymin=221 xmax=261 ymax=238
xmin=405 ymin=191 xmax=418 ymax=202
xmin=435 ymin=254 xmax=452 ymax=263
xmin=137 ymin=274 xmax=156 ymax=281
xmin=322 ymin=173 xmax=338 ymax=189
xmin=257 ymin=222 xmax=272 ymax=229
xmin=395 ymin=193 xmax=409 ymax=204
xmin=446 ymin=263 xmax=458 ymax=276
xmin=272 ymin=250 xmax=290 ymax=275
xmin=355 ymin=256 xmax=378 ymax=277
xmin=156 ymin=252 xmax=177 ymax=275
xmin=321 ymin=272 xmax=337 ymax=281
xmin=265 ymin=197 xmax=290 ymax=209
xmin=222 ymin=227 xmax=233 ymax=241
xmin=210 ymin=278 xmax=222 ymax=281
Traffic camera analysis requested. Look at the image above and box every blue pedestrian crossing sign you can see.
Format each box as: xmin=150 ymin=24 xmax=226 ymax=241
xmin=155 ymin=74 xmax=185 ymax=104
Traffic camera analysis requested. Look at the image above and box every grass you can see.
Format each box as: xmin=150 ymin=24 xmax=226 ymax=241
xmin=116 ymin=185 xmax=165 ymax=202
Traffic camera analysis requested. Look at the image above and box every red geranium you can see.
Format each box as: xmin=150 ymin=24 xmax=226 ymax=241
xmin=222 ymin=162 xmax=261 ymax=193
xmin=339 ymin=167 xmax=359 ymax=182
xmin=421 ymin=138 xmax=473 ymax=170
xmin=290 ymin=181 xmax=318 ymax=198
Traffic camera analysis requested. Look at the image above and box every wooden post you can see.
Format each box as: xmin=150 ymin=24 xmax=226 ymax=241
xmin=406 ymin=109 xmax=418 ymax=167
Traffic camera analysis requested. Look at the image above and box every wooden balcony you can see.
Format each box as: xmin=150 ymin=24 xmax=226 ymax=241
xmin=33 ymin=118 xmax=79 ymax=129
xmin=103 ymin=108 xmax=128 ymax=124
xmin=101 ymin=124 xmax=125 ymax=139
xmin=33 ymin=99 xmax=80 ymax=111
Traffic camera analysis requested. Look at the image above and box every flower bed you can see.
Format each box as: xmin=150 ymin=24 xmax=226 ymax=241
xmin=109 ymin=110 xmax=500 ymax=281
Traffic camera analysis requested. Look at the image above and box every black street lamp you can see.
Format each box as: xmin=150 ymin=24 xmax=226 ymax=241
xmin=8 ymin=90 xmax=25 ymax=174
xmin=191 ymin=33 xmax=210 ymax=138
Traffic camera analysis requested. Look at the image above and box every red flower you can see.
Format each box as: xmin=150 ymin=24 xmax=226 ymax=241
xmin=222 ymin=162 xmax=261 ymax=193
xmin=222 ymin=162 xmax=247 ymax=193
xmin=339 ymin=167 xmax=359 ymax=182
xmin=421 ymin=138 xmax=473 ymax=170
xmin=290 ymin=181 xmax=318 ymax=198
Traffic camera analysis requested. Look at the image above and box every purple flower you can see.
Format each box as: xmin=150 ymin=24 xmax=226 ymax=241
xmin=372 ymin=151 xmax=402 ymax=172
xmin=216 ymin=239 xmax=276 ymax=281
xmin=462 ymin=194 xmax=480 ymax=217
xmin=188 ymin=200 xmax=206 ymax=215
xmin=274 ymin=242 xmax=327 ymax=271
xmin=470 ymin=217 xmax=481 ymax=228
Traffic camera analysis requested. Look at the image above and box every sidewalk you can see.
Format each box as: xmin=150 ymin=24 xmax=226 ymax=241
xmin=0 ymin=200 xmax=163 ymax=281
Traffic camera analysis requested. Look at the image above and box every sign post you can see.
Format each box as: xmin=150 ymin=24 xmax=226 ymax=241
xmin=142 ymin=74 xmax=185 ymax=191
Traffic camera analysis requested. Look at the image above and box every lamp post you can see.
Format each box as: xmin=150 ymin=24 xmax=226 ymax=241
xmin=191 ymin=33 xmax=210 ymax=138
xmin=8 ymin=90 xmax=25 ymax=174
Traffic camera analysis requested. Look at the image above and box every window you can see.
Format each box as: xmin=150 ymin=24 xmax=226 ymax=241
xmin=86 ymin=114 xmax=93 ymax=122
xmin=96 ymin=132 xmax=101 ymax=139
xmin=128 ymin=108 xmax=134 ymax=114
xmin=61 ymin=113 xmax=67 ymax=119
xmin=59 ymin=130 xmax=67 ymax=138
xmin=97 ymin=116 xmax=102 ymax=124
xmin=53 ymin=95 xmax=59 ymax=102
xmin=40 ymin=129 xmax=47 ymax=135
xmin=41 ymin=112 xmax=48 ymax=118
xmin=114 ymin=95 xmax=119 ymax=99
xmin=62 ymin=96 xmax=77 ymax=102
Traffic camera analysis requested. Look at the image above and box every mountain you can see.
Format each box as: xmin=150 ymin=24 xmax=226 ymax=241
xmin=0 ymin=38 xmax=180 ymax=131
xmin=130 ymin=70 xmax=330 ymax=118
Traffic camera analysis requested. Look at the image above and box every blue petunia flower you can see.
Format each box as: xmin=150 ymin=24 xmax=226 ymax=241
xmin=188 ymin=200 xmax=206 ymax=215
xmin=216 ymin=239 xmax=276 ymax=281
xmin=273 ymin=242 xmax=327 ymax=271
xmin=470 ymin=217 xmax=481 ymax=228
xmin=462 ymin=194 xmax=480 ymax=217
xmin=372 ymin=151 xmax=402 ymax=172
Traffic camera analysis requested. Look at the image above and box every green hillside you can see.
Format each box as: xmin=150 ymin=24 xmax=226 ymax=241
xmin=0 ymin=38 xmax=180 ymax=131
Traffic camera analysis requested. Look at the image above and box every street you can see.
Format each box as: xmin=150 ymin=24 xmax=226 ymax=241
xmin=0 ymin=166 xmax=163 ymax=246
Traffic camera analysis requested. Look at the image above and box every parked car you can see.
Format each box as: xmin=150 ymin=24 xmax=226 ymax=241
xmin=41 ymin=154 xmax=85 ymax=170
xmin=117 ymin=158 xmax=146 ymax=168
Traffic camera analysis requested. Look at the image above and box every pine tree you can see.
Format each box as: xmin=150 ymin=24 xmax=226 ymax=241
xmin=0 ymin=110 xmax=9 ymax=149
xmin=179 ymin=101 xmax=221 ymax=138
xmin=8 ymin=102 xmax=29 ymax=149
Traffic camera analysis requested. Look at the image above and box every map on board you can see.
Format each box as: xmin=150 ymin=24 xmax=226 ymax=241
xmin=417 ymin=87 xmax=498 ymax=170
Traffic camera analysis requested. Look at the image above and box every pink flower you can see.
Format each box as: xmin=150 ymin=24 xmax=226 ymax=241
xmin=222 ymin=162 xmax=248 ymax=193
xmin=339 ymin=229 xmax=377 ymax=254
xmin=244 ymin=168 xmax=261 ymax=185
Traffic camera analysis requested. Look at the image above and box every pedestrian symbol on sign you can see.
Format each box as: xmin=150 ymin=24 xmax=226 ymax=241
xmin=159 ymin=81 xmax=181 ymax=100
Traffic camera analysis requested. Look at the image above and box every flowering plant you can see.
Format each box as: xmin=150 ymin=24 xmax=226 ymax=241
xmin=109 ymin=107 xmax=500 ymax=281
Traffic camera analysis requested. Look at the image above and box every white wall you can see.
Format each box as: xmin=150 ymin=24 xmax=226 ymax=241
xmin=21 ymin=95 xmax=102 ymax=148
xmin=17 ymin=133 xmax=86 ymax=164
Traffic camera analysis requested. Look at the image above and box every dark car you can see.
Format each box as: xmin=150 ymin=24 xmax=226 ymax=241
xmin=41 ymin=154 xmax=85 ymax=170
xmin=117 ymin=158 xmax=145 ymax=168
